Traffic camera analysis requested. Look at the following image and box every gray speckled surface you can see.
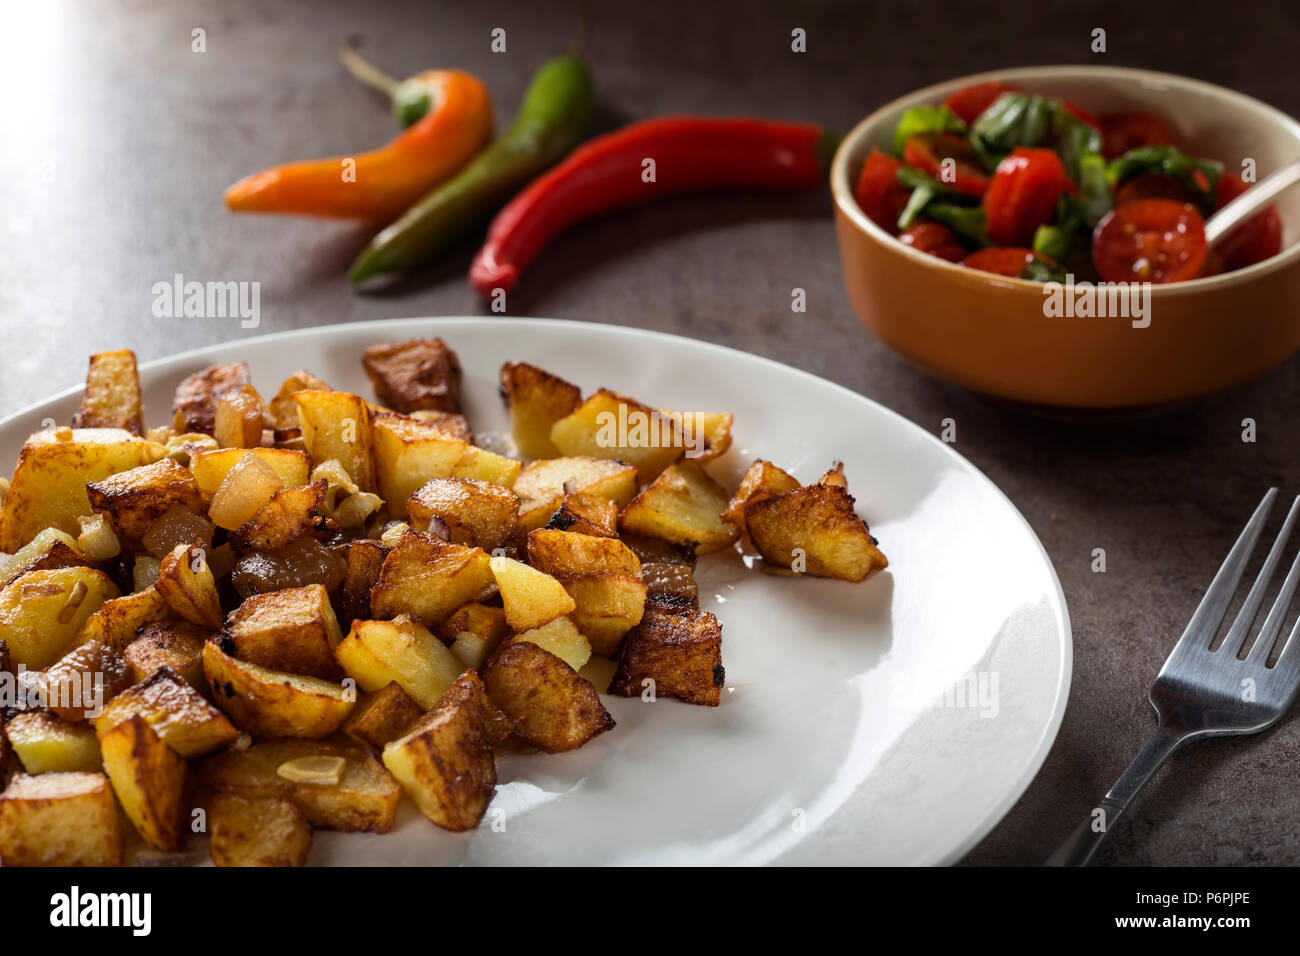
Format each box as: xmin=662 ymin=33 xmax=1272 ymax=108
xmin=4 ymin=0 xmax=1300 ymax=864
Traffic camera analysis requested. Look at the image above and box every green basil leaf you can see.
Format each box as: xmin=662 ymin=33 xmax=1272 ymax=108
xmin=1107 ymin=146 xmax=1223 ymax=212
xmin=1032 ymin=224 xmax=1073 ymax=263
xmin=897 ymin=183 xmax=936 ymax=231
xmin=1019 ymin=257 xmax=1066 ymax=283
xmin=923 ymin=203 xmax=992 ymax=247
xmin=892 ymin=105 xmax=967 ymax=155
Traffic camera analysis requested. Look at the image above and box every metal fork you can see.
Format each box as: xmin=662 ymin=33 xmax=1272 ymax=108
xmin=1047 ymin=488 xmax=1300 ymax=866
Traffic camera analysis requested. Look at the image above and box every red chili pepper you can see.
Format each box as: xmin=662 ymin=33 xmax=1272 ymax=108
xmin=469 ymin=116 xmax=838 ymax=297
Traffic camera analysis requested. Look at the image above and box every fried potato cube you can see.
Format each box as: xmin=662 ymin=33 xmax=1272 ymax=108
xmin=382 ymin=671 xmax=496 ymax=831
xmin=745 ymin=483 xmax=888 ymax=582
xmin=722 ymin=459 xmax=801 ymax=532
xmin=407 ymin=477 xmax=519 ymax=551
xmin=526 ymin=528 xmax=642 ymax=577
xmin=609 ymin=601 xmax=724 ymax=706
xmin=86 ymin=457 xmax=205 ymax=550
xmin=202 ymin=642 xmax=355 ymax=739
xmin=172 ymin=361 xmax=251 ymax=434
xmin=214 ymin=384 xmax=268 ymax=449
xmin=657 ymin=410 xmax=733 ymax=463
xmin=97 ymin=667 xmax=237 ymax=757
xmin=6 ymin=712 xmax=102 ymax=773
xmin=221 ymin=583 xmax=344 ymax=681
xmin=544 ymin=491 xmax=619 ymax=537
xmin=619 ymin=460 xmax=739 ymax=554
xmin=0 ymin=567 xmax=120 ymax=668
xmin=0 ymin=427 xmax=152 ymax=551
xmin=73 ymin=585 xmax=168 ymax=652
xmin=363 ymin=338 xmax=462 ymax=413
xmin=44 ymin=639 xmax=132 ymax=722
xmin=71 ymin=349 xmax=144 ymax=435
xmin=640 ymin=563 xmax=699 ymax=607
xmin=371 ymin=414 xmax=468 ymax=512
xmin=0 ymin=527 xmax=89 ymax=588
xmin=818 ymin=461 xmax=847 ymax=487
xmin=295 ymin=389 xmax=377 ymax=492
xmin=511 ymin=616 xmax=591 ymax=672
xmin=201 ymin=737 xmax=401 ymax=833
xmin=437 ymin=603 xmax=511 ymax=671
xmin=269 ymin=370 xmax=330 ymax=430
xmin=402 ymin=408 xmax=474 ymax=443
xmin=369 ymin=530 xmax=494 ymax=627
xmin=335 ymin=615 xmax=465 ymax=709
xmin=343 ymin=681 xmax=423 ymax=750
xmin=560 ymin=574 xmax=647 ymax=657
xmin=513 ymin=456 xmax=639 ymax=532
xmin=489 ymin=555 xmax=576 ymax=631
xmin=0 ymin=772 xmax=122 ymax=866
xmin=499 ymin=361 xmax=582 ymax=460
xmin=156 ymin=543 xmax=222 ymax=628
xmin=100 ymin=715 xmax=188 ymax=851
xmin=209 ymin=793 xmax=311 ymax=867
xmin=483 ymin=642 xmax=614 ymax=753
xmin=452 ymin=445 xmax=522 ymax=487
xmin=123 ymin=620 xmax=208 ymax=688
xmin=190 ymin=447 xmax=310 ymax=497
xmin=550 ymin=389 xmax=687 ymax=481
xmin=337 ymin=538 xmax=385 ymax=629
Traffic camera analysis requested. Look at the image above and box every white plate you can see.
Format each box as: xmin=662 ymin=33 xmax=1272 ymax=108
xmin=0 ymin=317 xmax=1071 ymax=866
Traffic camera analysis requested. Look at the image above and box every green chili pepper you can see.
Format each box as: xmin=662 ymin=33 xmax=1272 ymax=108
xmin=350 ymin=55 xmax=594 ymax=282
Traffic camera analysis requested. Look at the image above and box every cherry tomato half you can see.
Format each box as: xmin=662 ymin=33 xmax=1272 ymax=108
xmin=943 ymin=81 xmax=1023 ymax=124
xmin=1215 ymin=174 xmax=1283 ymax=271
xmin=1092 ymin=199 xmax=1207 ymax=283
xmin=903 ymin=132 xmax=991 ymax=197
xmin=982 ymin=147 xmax=1073 ymax=246
xmin=1099 ymin=112 xmax=1173 ymax=161
xmin=899 ymin=222 xmax=967 ymax=262
xmin=854 ymin=148 xmax=911 ymax=234
xmin=962 ymin=247 xmax=1053 ymax=278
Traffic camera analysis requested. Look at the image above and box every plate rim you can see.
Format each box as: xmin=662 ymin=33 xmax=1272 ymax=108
xmin=0 ymin=315 xmax=1073 ymax=865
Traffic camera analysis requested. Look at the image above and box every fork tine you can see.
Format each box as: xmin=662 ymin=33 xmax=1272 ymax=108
xmin=1270 ymin=615 xmax=1300 ymax=690
xmin=1166 ymin=488 xmax=1277 ymax=660
xmin=1245 ymin=501 xmax=1300 ymax=663
xmin=1226 ymin=495 xmax=1300 ymax=657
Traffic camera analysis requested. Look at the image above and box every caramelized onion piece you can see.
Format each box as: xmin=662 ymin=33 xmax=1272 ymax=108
xmin=231 ymin=538 xmax=344 ymax=598
xmin=210 ymin=453 xmax=283 ymax=530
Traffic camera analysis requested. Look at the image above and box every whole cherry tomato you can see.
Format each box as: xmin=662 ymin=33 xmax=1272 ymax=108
xmin=1215 ymin=173 xmax=1283 ymax=271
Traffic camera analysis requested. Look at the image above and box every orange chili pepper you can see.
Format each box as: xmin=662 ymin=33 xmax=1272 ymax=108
xmin=225 ymin=68 xmax=493 ymax=222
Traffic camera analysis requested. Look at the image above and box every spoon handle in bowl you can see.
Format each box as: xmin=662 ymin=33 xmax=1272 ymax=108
xmin=1205 ymin=157 xmax=1300 ymax=245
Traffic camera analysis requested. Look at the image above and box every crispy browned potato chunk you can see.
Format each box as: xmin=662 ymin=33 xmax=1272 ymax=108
xmin=268 ymin=370 xmax=330 ymax=430
xmin=5 ymin=711 xmax=103 ymax=773
xmin=550 ymin=389 xmax=688 ymax=481
xmin=73 ymin=586 xmax=168 ymax=652
xmin=0 ymin=771 xmax=123 ymax=866
xmin=221 ymin=583 xmax=344 ymax=681
xmin=526 ymin=529 xmax=642 ymax=578
xmin=44 ymin=640 xmax=132 ymax=722
xmin=437 ymin=602 xmax=511 ymax=671
xmin=100 ymin=714 xmax=189 ymax=851
xmin=640 ymin=563 xmax=699 ymax=607
xmin=489 ymin=555 xmax=576 ymax=631
xmin=201 ymin=737 xmax=401 ymax=833
xmin=407 ymin=477 xmax=519 ymax=552
xmin=657 ymin=410 xmax=734 ymax=463
xmin=482 ymin=642 xmax=614 ymax=753
xmin=173 ymin=362 xmax=252 ymax=434
xmin=619 ymin=460 xmax=739 ymax=554
xmin=71 ymin=350 xmax=144 ymax=436
xmin=0 ymin=528 xmax=89 ymax=589
xmin=335 ymin=615 xmax=466 ymax=709
xmin=362 ymin=338 xmax=462 ymax=413
xmin=156 ymin=543 xmax=222 ymax=628
xmin=343 ymin=681 xmax=423 ymax=751
xmin=209 ymin=792 xmax=311 ymax=867
xmin=214 ymin=384 xmax=268 ymax=449
xmin=499 ymin=361 xmax=582 ymax=460
xmin=382 ymin=671 xmax=497 ymax=831
xmin=560 ymin=574 xmax=647 ymax=658
xmin=0 ymin=567 xmax=120 ymax=668
xmin=123 ymin=619 xmax=209 ymax=688
xmin=405 ymin=409 xmax=474 ymax=443
xmin=513 ymin=456 xmax=639 ymax=533
xmin=86 ymin=458 xmax=205 ymax=550
xmin=745 ymin=483 xmax=888 ymax=582
xmin=295 ymin=389 xmax=377 ymax=492
xmin=609 ymin=599 xmax=724 ymax=706
xmin=544 ymin=491 xmax=619 ymax=537
xmin=336 ymin=538 xmax=386 ymax=629
xmin=722 ymin=458 xmax=801 ymax=532
xmin=369 ymin=529 xmax=494 ymax=627
xmin=203 ymin=641 xmax=355 ymax=739
xmin=97 ymin=666 xmax=238 ymax=757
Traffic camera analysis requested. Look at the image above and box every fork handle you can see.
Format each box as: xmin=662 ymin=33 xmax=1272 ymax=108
xmin=1044 ymin=727 xmax=1186 ymax=867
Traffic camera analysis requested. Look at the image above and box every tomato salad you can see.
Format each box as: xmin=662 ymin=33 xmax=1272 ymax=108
xmin=854 ymin=80 xmax=1284 ymax=283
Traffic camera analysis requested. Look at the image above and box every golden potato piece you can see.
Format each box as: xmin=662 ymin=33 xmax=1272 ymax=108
xmin=560 ymin=574 xmax=647 ymax=657
xmin=382 ymin=671 xmax=496 ymax=831
xmin=123 ymin=619 xmax=209 ymax=688
xmin=86 ymin=457 xmax=204 ymax=550
xmin=362 ymin=338 xmax=462 ymax=413
xmin=526 ymin=528 xmax=641 ymax=577
xmin=295 ymin=389 xmax=376 ymax=492
xmin=452 ymin=445 xmax=522 ymax=488
xmin=190 ymin=447 xmax=310 ymax=497
xmin=156 ymin=543 xmax=222 ymax=628
xmin=209 ymin=793 xmax=311 ymax=867
xmin=437 ymin=603 xmax=511 ymax=671
xmin=0 ymin=527 xmax=89 ymax=589
xmin=609 ymin=600 xmax=724 ymax=706
xmin=369 ymin=530 xmax=494 ymax=627
xmin=550 ymin=389 xmax=687 ymax=481
xmin=657 ymin=410 xmax=733 ymax=463
xmin=482 ymin=642 xmax=613 ymax=753
xmin=343 ymin=681 xmax=424 ymax=751
xmin=100 ymin=714 xmax=188 ymax=852
xmin=512 ymin=456 xmax=639 ymax=532
xmin=499 ymin=361 xmax=582 ymax=460
xmin=172 ymin=361 xmax=251 ymax=434
xmin=213 ymin=384 xmax=267 ymax=449
xmin=619 ymin=460 xmax=739 ymax=554
xmin=201 ymin=737 xmax=401 ymax=833
xmin=44 ymin=639 xmax=132 ymax=722
xmin=745 ymin=483 xmax=888 ymax=582
xmin=71 ymin=349 xmax=144 ymax=435
xmin=400 ymin=408 xmax=474 ymax=443
xmin=97 ymin=666 xmax=238 ymax=758
xmin=722 ymin=458 xmax=801 ymax=532
xmin=5 ymin=711 xmax=102 ymax=773
xmin=0 ymin=567 xmax=120 ymax=668
xmin=202 ymin=642 xmax=355 ymax=739
xmin=335 ymin=615 xmax=465 ymax=709
xmin=489 ymin=555 xmax=576 ymax=632
xmin=73 ymin=585 xmax=168 ymax=653
xmin=511 ymin=616 xmax=591 ymax=673
xmin=221 ymin=583 xmax=344 ymax=681
xmin=370 ymin=414 xmax=467 ymax=513
xmin=407 ymin=477 xmax=519 ymax=552
xmin=0 ymin=771 xmax=122 ymax=866
xmin=269 ymin=370 xmax=330 ymax=430
xmin=543 ymin=491 xmax=619 ymax=538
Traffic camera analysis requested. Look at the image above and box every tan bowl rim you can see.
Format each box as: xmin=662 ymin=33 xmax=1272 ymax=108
xmin=830 ymin=64 xmax=1300 ymax=296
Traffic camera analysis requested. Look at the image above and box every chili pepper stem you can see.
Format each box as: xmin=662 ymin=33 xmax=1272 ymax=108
xmin=568 ymin=0 xmax=593 ymax=60
xmin=339 ymin=35 xmax=401 ymax=99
